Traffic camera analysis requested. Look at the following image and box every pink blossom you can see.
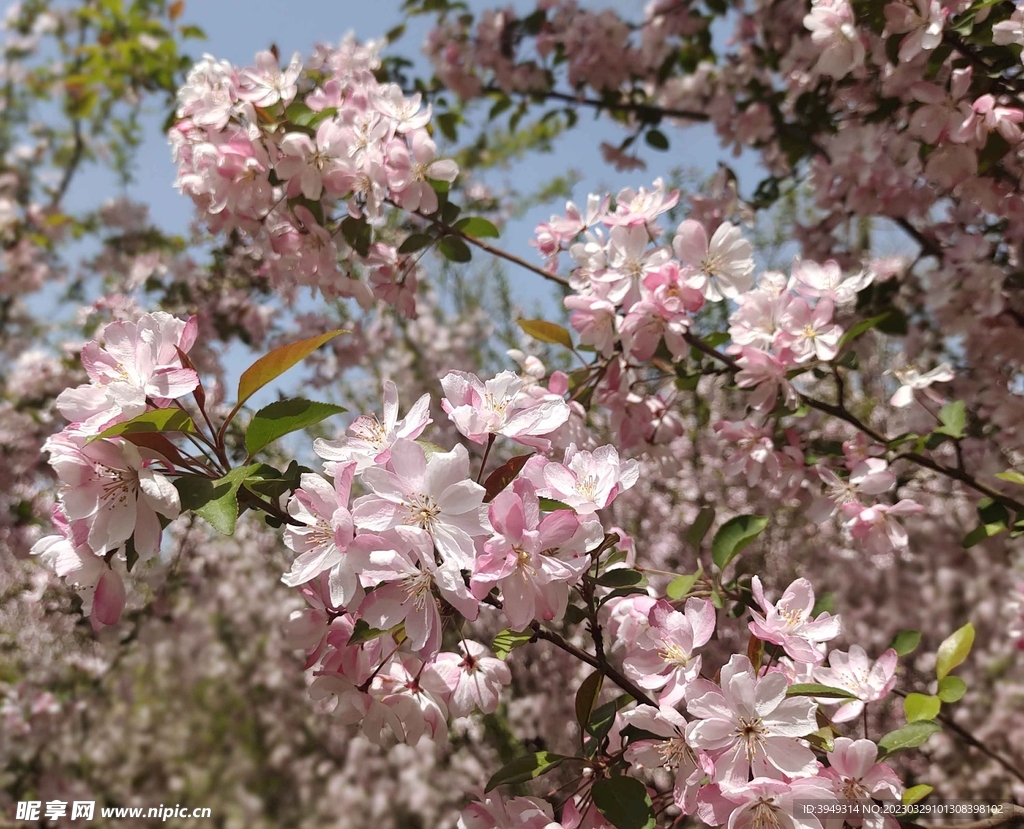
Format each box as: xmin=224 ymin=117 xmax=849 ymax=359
xmin=275 ymin=121 xmax=351 ymax=201
xmin=803 ymin=0 xmax=866 ymax=79
xmin=46 ymin=433 xmax=180 ymax=559
xmin=702 ymin=777 xmax=835 ymax=829
xmin=620 ymin=705 xmax=708 ymax=814
xmin=813 ymin=646 xmax=898 ymax=722
xmin=841 ymin=499 xmax=926 ymax=553
xmin=779 ymin=298 xmax=843 ymax=363
xmin=565 ymin=294 xmax=620 ymax=357
xmin=686 ymin=654 xmax=819 ymax=785
xmin=736 ymin=348 xmax=799 ymax=412
xmin=281 ymin=465 xmax=364 ymax=607
xmin=534 ymin=443 xmax=640 ymax=514
xmin=471 ymin=480 xmax=601 ymax=629
xmin=314 ymin=380 xmax=431 ymax=473
xmin=822 ymin=738 xmax=903 ymax=829
xmin=358 ymin=526 xmax=479 ymax=657
xmin=388 ymin=130 xmax=459 ymax=215
xmin=458 ymin=793 xmax=557 ymax=829
xmin=749 ymin=576 xmax=842 ymax=664
xmin=59 ymin=312 xmax=199 ymax=430
xmin=352 ymin=438 xmax=490 ymax=567
xmin=791 ymin=260 xmax=873 ymax=305
xmin=433 ymin=640 xmax=512 ymax=716
xmin=440 ymin=369 xmax=569 ymax=450
xmin=884 ymin=0 xmax=945 ymax=62
xmin=673 ymin=220 xmax=755 ymax=301
xmin=624 ymin=598 xmax=716 ymax=706
xmin=236 ymin=50 xmax=301 ymax=107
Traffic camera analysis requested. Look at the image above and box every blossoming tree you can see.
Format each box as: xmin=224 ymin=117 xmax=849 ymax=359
xmin=4 ymin=0 xmax=1024 ymax=826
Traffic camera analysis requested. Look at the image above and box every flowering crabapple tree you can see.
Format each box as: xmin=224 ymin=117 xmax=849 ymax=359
xmin=6 ymin=0 xmax=1024 ymax=826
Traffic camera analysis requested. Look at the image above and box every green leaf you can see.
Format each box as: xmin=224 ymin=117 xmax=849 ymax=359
xmin=786 ymin=683 xmax=858 ymax=700
xmin=438 ymin=235 xmax=472 ymax=262
xmin=904 ymin=693 xmax=942 ymax=722
xmin=596 ymin=569 xmax=646 ymax=588
xmin=174 ymin=466 xmax=253 ymax=535
xmin=454 ymin=216 xmax=500 ymax=238
xmin=124 ymin=536 xmax=139 ymax=573
xmin=538 ymin=498 xmax=573 ymax=512
xmin=492 ymin=628 xmax=533 ymax=660
xmin=877 ymin=721 xmax=941 ymax=757
xmin=587 ymin=694 xmax=633 ymax=742
xmin=937 ymin=676 xmax=967 ymax=703
xmin=686 ymin=506 xmax=715 ymax=549
xmin=347 ymin=618 xmax=392 ymax=646
xmin=812 ymin=592 xmax=835 ymax=616
xmin=712 ymin=514 xmax=769 ymax=571
xmin=398 ymin=233 xmax=433 ymax=254
xmin=903 ymin=785 xmax=934 ymax=806
xmin=645 ymin=129 xmax=669 ymax=150
xmin=995 ymin=470 xmax=1024 ymax=485
xmin=807 ymin=726 xmax=836 ymax=752
xmin=575 ymin=670 xmax=604 ymax=734
xmin=90 ymin=408 xmax=196 ymax=443
xmin=934 ymin=400 xmax=966 ymax=439
xmin=666 ymin=571 xmax=702 ymax=600
xmin=936 ymin=622 xmax=974 ymax=680
xmin=838 ymin=312 xmax=891 ymax=348
xmin=483 ymin=454 xmax=533 ymax=503
xmin=889 ymin=630 xmax=922 ymax=657
xmin=244 ymin=398 xmax=346 ymax=458
xmin=484 ymin=751 xmax=567 ymax=792
xmin=236 ymin=330 xmax=344 ymax=411
xmin=340 ymin=216 xmax=372 ymax=256
xmin=591 ymin=776 xmax=656 ymax=829
xmin=517 ymin=318 xmax=573 ymax=349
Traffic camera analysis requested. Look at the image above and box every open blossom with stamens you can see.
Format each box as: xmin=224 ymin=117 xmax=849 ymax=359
xmin=352 ymin=438 xmax=490 ymax=567
xmin=275 ymin=121 xmax=351 ymax=201
xmin=791 ymin=260 xmax=873 ymax=305
xmin=887 ymin=362 xmax=954 ymax=407
xmin=57 ymin=312 xmax=199 ymax=432
xmin=471 ymin=480 xmax=601 ymax=630
xmin=236 ymin=49 xmax=301 ymax=107
xmin=701 ymin=777 xmax=835 ymax=829
xmin=357 ymin=526 xmax=479 ymax=658
xmin=388 ymin=130 xmax=459 ymax=215
xmin=526 ymin=443 xmax=640 ymax=514
xmin=281 ymin=464 xmax=365 ymax=607
xmin=624 ymin=598 xmax=717 ymax=706
xmin=779 ymin=298 xmax=843 ymax=363
xmin=686 ymin=654 xmax=819 ymax=786
xmin=314 ymin=380 xmax=431 ymax=473
xmin=440 ymin=369 xmax=570 ymax=450
xmin=807 ymin=461 xmax=896 ymax=523
xmin=822 ymin=739 xmax=902 ymax=829
xmin=620 ymin=705 xmax=708 ymax=814
xmin=673 ymin=219 xmax=755 ymax=301
xmin=433 ymin=640 xmax=512 ymax=716
xmin=813 ymin=646 xmax=897 ymax=722
xmin=45 ymin=433 xmax=180 ymax=559
xmin=749 ymin=576 xmax=842 ymax=664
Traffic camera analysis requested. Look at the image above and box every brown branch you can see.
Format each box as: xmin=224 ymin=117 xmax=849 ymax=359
xmin=530 ymin=622 xmax=659 ymax=708
xmin=523 ymin=87 xmax=710 ymax=123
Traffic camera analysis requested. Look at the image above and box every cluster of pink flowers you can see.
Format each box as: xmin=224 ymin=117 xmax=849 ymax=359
xmin=171 ymin=39 xmax=458 ymax=314
xmin=458 ymin=575 xmax=906 ymax=827
xmin=31 ymin=312 xmax=201 ymax=628
xmin=281 ymin=375 xmax=636 ymax=746
xmin=532 ymin=181 xmax=939 ymax=558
